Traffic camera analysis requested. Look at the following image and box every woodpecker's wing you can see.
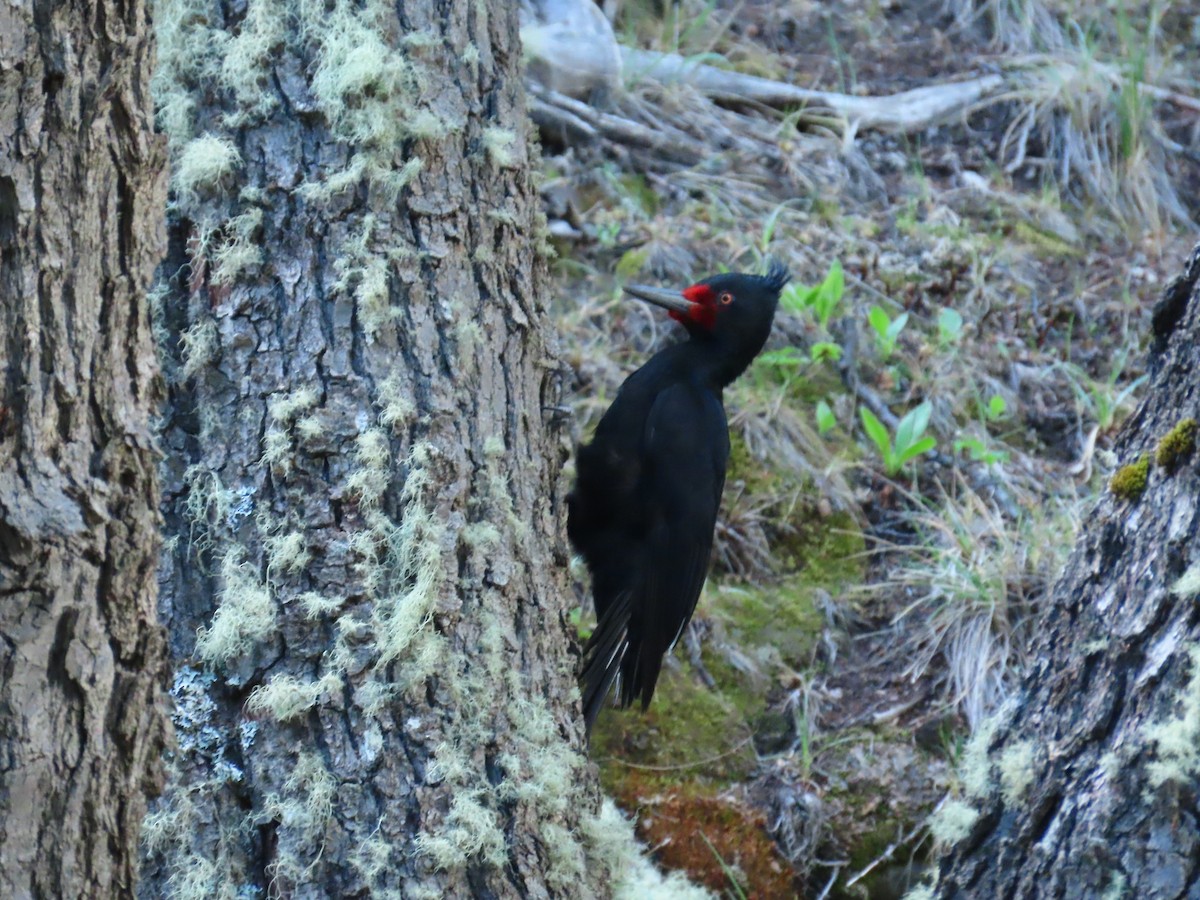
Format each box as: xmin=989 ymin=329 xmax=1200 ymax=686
xmin=621 ymin=381 xmax=728 ymax=710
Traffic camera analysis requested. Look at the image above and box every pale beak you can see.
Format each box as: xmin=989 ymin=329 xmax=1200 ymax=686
xmin=622 ymin=284 xmax=695 ymax=316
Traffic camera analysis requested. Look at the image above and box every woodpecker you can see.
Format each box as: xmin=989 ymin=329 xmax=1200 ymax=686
xmin=569 ymin=261 xmax=789 ymax=732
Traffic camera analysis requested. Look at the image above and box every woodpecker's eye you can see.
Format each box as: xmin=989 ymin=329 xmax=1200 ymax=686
xmin=719 ymin=292 xmax=734 ymax=305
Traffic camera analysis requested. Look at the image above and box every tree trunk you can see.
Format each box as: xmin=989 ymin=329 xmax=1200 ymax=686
xmin=930 ymin=242 xmax=1200 ymax=898
xmin=140 ymin=2 xmax=622 ymax=897
xmin=0 ymin=0 xmax=169 ymax=896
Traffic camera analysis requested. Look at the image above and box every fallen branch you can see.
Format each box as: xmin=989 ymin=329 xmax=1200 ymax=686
xmin=622 ymin=47 xmax=1006 ymax=132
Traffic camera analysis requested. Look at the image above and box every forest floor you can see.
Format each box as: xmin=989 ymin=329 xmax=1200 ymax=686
xmin=538 ymin=0 xmax=1198 ymax=896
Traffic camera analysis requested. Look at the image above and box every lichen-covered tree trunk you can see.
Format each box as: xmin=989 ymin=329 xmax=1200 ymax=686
xmin=0 ymin=0 xmax=169 ymax=896
xmin=929 ymin=242 xmax=1200 ymax=898
xmin=139 ymin=1 xmax=624 ymax=897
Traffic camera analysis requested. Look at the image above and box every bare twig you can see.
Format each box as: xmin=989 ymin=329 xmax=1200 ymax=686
xmin=843 ymin=796 xmax=942 ymax=888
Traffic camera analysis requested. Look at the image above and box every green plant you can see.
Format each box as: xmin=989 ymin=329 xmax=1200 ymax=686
xmin=937 ymin=307 xmax=964 ymax=347
xmin=859 ymin=402 xmax=937 ymax=476
xmin=867 ymin=305 xmax=908 ymax=360
xmin=810 ymin=341 xmax=842 ymax=363
xmin=984 ymin=394 xmax=1007 ymax=422
xmin=954 ymin=436 xmax=1009 ymax=465
xmin=815 ymin=400 xmax=836 ymax=435
xmin=1063 ymin=354 xmax=1145 ymax=432
xmin=698 ymin=832 xmax=749 ymax=900
xmin=781 ymin=260 xmax=844 ymax=330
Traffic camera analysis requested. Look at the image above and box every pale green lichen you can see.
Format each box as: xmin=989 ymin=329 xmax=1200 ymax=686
xmin=482 ymin=127 xmax=519 ymax=168
xmin=331 ymin=216 xmax=396 ymax=338
xmin=377 ymin=370 xmax=417 ymax=431
xmin=1145 ymin=645 xmax=1200 ymax=787
xmin=349 ymin=820 xmax=392 ymax=885
xmin=269 ymin=387 xmax=319 ymax=423
xmin=218 ymin=0 xmax=286 ymax=125
xmin=212 ymin=206 xmax=264 ymax=284
xmin=961 ymin=708 xmax=1002 ymax=798
xmin=1171 ymin=561 xmax=1200 ymax=600
xmin=580 ymin=800 xmax=714 ymax=900
xmin=929 ymin=798 xmax=981 ymax=845
xmin=263 ymin=752 xmax=337 ymax=884
xmin=265 ymin=531 xmax=311 ymax=574
xmin=998 ymin=740 xmax=1036 ymax=804
xmin=179 ymin=318 xmax=219 ymax=381
xmin=299 ymin=591 xmax=344 ymax=619
xmin=195 ymin=550 xmax=277 ymax=663
xmin=245 ymin=672 xmax=340 ymax=721
xmin=262 ymin=426 xmax=294 ymax=474
xmin=174 ymin=134 xmax=241 ymax=210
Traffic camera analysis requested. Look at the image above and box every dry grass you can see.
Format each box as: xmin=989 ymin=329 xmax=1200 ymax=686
xmin=870 ymin=479 xmax=1081 ymax=729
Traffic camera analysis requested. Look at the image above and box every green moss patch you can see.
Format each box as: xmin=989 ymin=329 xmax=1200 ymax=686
xmin=593 ymin=660 xmax=757 ymax=786
xmin=1155 ymin=418 xmax=1197 ymax=471
xmin=1109 ymin=454 xmax=1150 ymax=501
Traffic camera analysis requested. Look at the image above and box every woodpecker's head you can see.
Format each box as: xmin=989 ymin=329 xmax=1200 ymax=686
xmin=623 ymin=261 xmax=789 ymax=379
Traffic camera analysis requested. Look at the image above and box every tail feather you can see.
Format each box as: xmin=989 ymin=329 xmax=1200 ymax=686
xmin=579 ymin=590 xmax=633 ymax=734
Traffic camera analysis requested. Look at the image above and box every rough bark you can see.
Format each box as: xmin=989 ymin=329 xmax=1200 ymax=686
xmin=0 ymin=0 xmax=169 ymax=896
xmin=140 ymin=1 xmax=614 ymax=897
xmin=931 ymin=242 xmax=1200 ymax=898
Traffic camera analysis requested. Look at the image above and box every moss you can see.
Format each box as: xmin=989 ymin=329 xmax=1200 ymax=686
xmin=708 ymin=580 xmax=822 ymax=668
xmin=1155 ymin=418 xmax=1197 ymax=470
xmin=609 ymin=786 xmax=796 ymax=897
xmin=593 ymin=659 xmax=757 ymax=786
xmin=1109 ymin=454 xmax=1150 ymax=501
xmin=580 ymin=800 xmax=713 ymax=900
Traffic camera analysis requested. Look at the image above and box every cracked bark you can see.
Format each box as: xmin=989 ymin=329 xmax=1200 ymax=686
xmin=0 ymin=0 xmax=170 ymax=896
xmin=933 ymin=242 xmax=1200 ymax=899
xmin=140 ymin=2 xmax=596 ymax=898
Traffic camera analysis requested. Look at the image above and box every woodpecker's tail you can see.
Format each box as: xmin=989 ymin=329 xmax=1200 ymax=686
xmin=579 ymin=590 xmax=633 ymax=735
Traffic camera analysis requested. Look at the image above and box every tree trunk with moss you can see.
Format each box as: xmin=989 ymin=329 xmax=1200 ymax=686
xmin=927 ymin=243 xmax=1200 ymax=899
xmin=138 ymin=2 xmax=638 ymax=897
xmin=0 ymin=0 xmax=169 ymax=896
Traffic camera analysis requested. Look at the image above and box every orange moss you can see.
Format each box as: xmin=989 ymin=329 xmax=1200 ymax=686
xmin=611 ymin=776 xmax=798 ymax=898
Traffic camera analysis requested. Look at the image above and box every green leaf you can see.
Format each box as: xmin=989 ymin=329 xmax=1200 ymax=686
xmin=756 ymin=347 xmax=805 ymax=368
xmin=886 ymin=311 xmax=909 ymax=344
xmin=896 ymin=436 xmax=937 ymax=466
xmin=893 ymin=401 xmax=931 ymax=456
xmin=816 ymin=400 xmax=836 ymax=434
xmin=781 ymin=283 xmax=818 ymax=314
xmin=859 ymin=406 xmax=892 ymax=459
xmin=815 ymin=260 xmax=845 ymax=328
xmin=986 ymin=394 xmax=1007 ymax=420
xmin=810 ymin=341 xmax=843 ymax=363
xmin=867 ymin=305 xmax=890 ymax=340
xmin=823 ymin=259 xmax=844 ymax=301
xmin=938 ymin=307 xmax=964 ymax=345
